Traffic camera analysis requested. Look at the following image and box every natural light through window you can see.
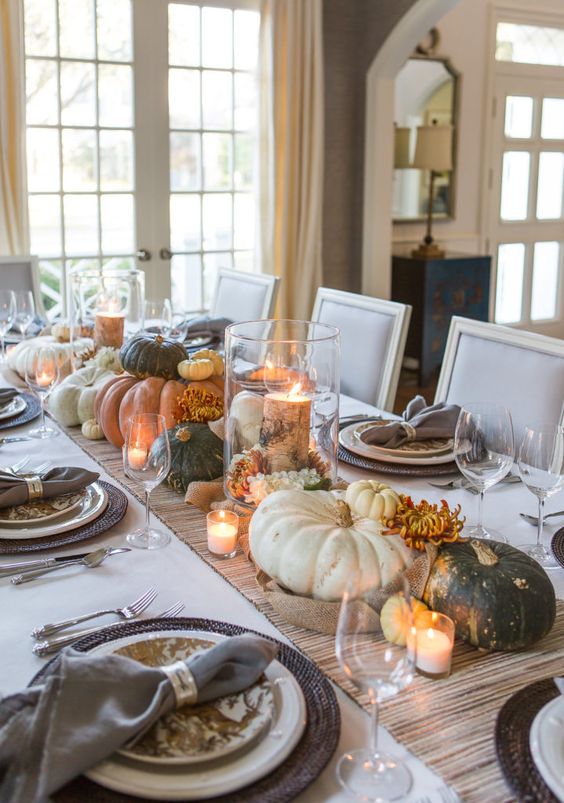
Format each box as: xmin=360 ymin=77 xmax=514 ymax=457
xmin=496 ymin=22 xmax=564 ymax=67
xmin=495 ymin=243 xmax=524 ymax=324
xmin=531 ymin=241 xmax=560 ymax=321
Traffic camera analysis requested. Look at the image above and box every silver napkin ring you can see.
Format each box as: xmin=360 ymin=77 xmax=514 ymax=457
xmin=161 ymin=661 xmax=198 ymax=707
xmin=25 ymin=476 xmax=43 ymax=500
xmin=400 ymin=422 xmax=417 ymax=442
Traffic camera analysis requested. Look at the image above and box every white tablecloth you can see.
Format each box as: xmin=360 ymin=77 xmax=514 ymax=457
xmin=0 ymin=391 xmax=562 ymax=803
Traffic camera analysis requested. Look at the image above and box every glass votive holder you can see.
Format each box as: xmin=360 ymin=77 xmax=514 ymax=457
xmin=206 ymin=510 xmax=239 ymax=559
xmin=414 ymin=611 xmax=455 ymax=679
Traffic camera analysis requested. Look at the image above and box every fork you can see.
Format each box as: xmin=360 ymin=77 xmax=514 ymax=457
xmin=1 ymin=456 xmax=30 ymax=474
xmin=31 ymin=586 xmax=158 ymax=639
xmin=520 ymin=510 xmax=564 ymax=526
xmin=32 ymin=598 xmax=184 ymax=658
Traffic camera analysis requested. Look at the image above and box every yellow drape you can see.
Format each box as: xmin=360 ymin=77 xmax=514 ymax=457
xmin=0 ymin=0 xmax=29 ymax=254
xmin=258 ymin=0 xmax=324 ymax=320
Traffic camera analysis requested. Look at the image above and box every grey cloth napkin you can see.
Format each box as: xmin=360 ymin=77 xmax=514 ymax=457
xmin=185 ymin=315 xmax=233 ymax=338
xmin=0 ymin=389 xmax=19 ymax=411
xmin=359 ymin=395 xmax=461 ymax=449
xmin=0 ymin=467 xmax=99 ymax=510
xmin=0 ymin=634 xmax=278 ymax=802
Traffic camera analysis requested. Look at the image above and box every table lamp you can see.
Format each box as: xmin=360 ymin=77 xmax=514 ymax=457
xmin=411 ymin=120 xmax=453 ymax=259
xmin=394 ymin=126 xmax=411 ymax=169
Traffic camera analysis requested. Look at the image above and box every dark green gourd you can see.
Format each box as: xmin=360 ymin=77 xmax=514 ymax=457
xmin=120 ymin=334 xmax=187 ymax=380
xmin=155 ymin=423 xmax=224 ymax=493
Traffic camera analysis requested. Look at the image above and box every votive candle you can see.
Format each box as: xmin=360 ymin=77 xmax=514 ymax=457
xmin=415 ymin=611 xmax=455 ymax=679
xmin=128 ymin=446 xmax=148 ymax=471
xmin=207 ymin=510 xmax=239 ymax=558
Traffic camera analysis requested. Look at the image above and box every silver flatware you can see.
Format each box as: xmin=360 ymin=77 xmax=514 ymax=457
xmin=520 ymin=510 xmax=564 ymax=526
xmin=339 ymin=414 xmax=383 ymax=426
xmin=0 ymin=436 xmax=32 ymax=444
xmin=11 ymin=547 xmax=129 ymax=585
xmin=428 ymin=475 xmax=521 ymax=492
xmin=0 ymin=546 xmax=131 ymax=578
xmin=32 ymin=586 xmax=158 ymax=639
xmin=1 ymin=457 xmax=30 ymax=474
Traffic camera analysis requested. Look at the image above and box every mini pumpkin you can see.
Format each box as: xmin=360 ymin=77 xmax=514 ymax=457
xmin=380 ymin=594 xmax=428 ymax=646
xmin=177 ymin=358 xmax=214 ymax=381
xmin=153 ymin=422 xmax=224 ymax=493
xmin=81 ymin=418 xmax=104 ymax=440
xmin=346 ymin=480 xmax=400 ymax=521
xmin=191 ymin=348 xmax=224 ymax=376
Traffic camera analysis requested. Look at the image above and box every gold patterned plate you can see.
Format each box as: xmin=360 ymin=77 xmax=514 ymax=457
xmin=340 ymin=421 xmax=455 ymax=466
xmin=115 ymin=636 xmax=275 ymax=766
xmin=0 ymin=490 xmax=87 ymax=526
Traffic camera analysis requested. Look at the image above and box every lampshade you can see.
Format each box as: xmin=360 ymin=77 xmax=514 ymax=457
xmin=412 ymin=124 xmax=453 ymax=171
xmin=394 ymin=127 xmax=411 ymax=169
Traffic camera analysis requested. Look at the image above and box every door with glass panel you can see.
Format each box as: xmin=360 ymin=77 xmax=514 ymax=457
xmin=23 ymin=0 xmax=259 ymax=319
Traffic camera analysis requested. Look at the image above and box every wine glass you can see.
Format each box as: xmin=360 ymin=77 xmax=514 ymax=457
xmin=14 ymin=291 xmax=35 ymax=339
xmin=123 ymin=413 xmax=171 ymax=550
xmin=0 ymin=290 xmax=16 ymax=362
xmin=25 ymin=346 xmax=60 ymax=439
xmin=143 ymin=299 xmax=172 ymax=336
xmin=335 ymin=575 xmax=416 ymax=801
xmin=517 ymin=423 xmax=564 ymax=570
xmin=454 ymin=403 xmax=514 ymax=542
xmin=169 ymin=311 xmax=189 ymax=343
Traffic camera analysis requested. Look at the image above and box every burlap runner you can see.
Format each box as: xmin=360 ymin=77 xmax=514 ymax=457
xmin=61 ymin=425 xmax=564 ymax=803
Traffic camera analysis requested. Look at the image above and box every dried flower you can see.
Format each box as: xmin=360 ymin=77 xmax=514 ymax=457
xmin=177 ymin=386 xmax=224 ymax=423
xmin=383 ymin=495 xmax=465 ymax=551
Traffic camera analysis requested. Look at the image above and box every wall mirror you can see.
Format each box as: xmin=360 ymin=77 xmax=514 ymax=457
xmin=392 ymin=53 xmax=459 ymax=223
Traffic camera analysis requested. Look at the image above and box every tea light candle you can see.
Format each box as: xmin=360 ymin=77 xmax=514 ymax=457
xmin=36 ymin=369 xmax=55 ymax=389
xmin=207 ymin=510 xmax=239 ymax=558
xmin=260 ymin=383 xmax=311 ymax=472
xmin=415 ymin=611 xmax=455 ymax=678
xmin=128 ymin=446 xmax=148 ymax=471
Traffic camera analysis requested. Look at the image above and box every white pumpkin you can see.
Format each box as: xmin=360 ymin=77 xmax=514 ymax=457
xmin=249 ymin=489 xmax=414 ymax=601
xmin=48 ymin=365 xmax=116 ymax=427
xmin=7 ymin=335 xmax=93 ymax=379
xmin=81 ymin=418 xmax=105 ymax=440
xmin=229 ymin=391 xmax=264 ymax=450
xmin=345 ymin=480 xmax=400 ymax=522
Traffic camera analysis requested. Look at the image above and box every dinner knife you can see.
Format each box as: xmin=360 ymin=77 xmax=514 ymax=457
xmin=0 ymin=547 xmax=131 ymax=577
xmin=10 ymin=547 xmax=131 ymax=584
xmin=0 ymin=436 xmax=32 ymax=444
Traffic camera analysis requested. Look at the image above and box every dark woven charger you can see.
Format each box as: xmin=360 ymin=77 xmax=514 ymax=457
xmin=0 ymin=391 xmax=41 ymax=431
xmin=338 ymin=443 xmax=459 ymax=477
xmin=0 ymin=481 xmax=128 ymax=554
xmin=29 ymin=617 xmax=340 ymax=803
xmin=551 ymin=526 xmax=564 ymax=569
xmin=495 ymin=677 xmax=561 ymax=803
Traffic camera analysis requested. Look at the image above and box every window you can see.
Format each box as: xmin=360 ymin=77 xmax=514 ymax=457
xmin=496 ymin=22 xmax=564 ymax=67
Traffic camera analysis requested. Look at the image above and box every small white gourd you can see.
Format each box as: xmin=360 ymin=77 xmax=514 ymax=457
xmin=81 ymin=418 xmax=105 ymax=440
xmin=177 ymin=358 xmax=215 ymax=381
xmin=191 ymin=348 xmax=224 ymax=376
xmin=228 ymin=391 xmax=264 ymax=450
xmin=345 ymin=480 xmax=400 ymax=522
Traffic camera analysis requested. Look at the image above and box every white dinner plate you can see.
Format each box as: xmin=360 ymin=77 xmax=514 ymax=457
xmin=85 ymin=629 xmax=307 ymax=800
xmin=529 ymin=695 xmax=564 ymax=801
xmin=0 ymin=395 xmax=26 ymax=421
xmin=0 ymin=482 xmax=108 ymax=540
xmin=340 ymin=422 xmax=456 ymax=465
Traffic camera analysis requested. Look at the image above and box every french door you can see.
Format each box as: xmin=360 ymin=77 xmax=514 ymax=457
xmin=488 ymin=72 xmax=564 ymax=338
xmin=23 ymin=0 xmax=259 ymax=318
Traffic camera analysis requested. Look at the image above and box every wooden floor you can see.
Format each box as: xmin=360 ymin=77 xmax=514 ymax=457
xmin=393 ymin=368 xmax=438 ymax=415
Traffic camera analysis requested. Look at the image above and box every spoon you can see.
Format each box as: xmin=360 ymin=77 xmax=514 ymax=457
xmin=519 ymin=510 xmax=564 ymax=526
xmin=11 ymin=547 xmax=128 ymax=584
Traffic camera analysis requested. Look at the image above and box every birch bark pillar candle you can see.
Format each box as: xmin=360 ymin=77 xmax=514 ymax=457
xmin=260 ymin=383 xmax=311 ymax=472
xmin=94 ymin=293 xmax=125 ymax=349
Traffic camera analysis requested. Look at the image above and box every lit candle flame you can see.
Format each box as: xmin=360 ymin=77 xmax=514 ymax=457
xmin=288 ymin=382 xmax=302 ymax=398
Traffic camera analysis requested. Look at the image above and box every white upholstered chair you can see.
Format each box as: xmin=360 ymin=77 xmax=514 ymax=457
xmin=0 ymin=256 xmax=45 ymax=317
xmin=311 ymin=287 xmax=412 ymax=409
xmin=435 ymin=316 xmax=564 ymax=441
xmin=210 ymin=268 xmax=279 ymax=322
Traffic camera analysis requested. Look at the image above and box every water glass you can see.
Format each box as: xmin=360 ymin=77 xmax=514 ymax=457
xmin=518 ymin=423 xmax=564 ymax=569
xmin=143 ymin=299 xmax=172 ymax=336
xmin=123 ymin=413 xmax=171 ymax=550
xmin=335 ymin=576 xmax=416 ymax=801
xmin=25 ymin=346 xmax=59 ymax=439
xmin=454 ymin=403 xmax=514 ymax=542
xmin=14 ymin=291 xmax=35 ymax=338
xmin=0 ymin=290 xmax=16 ymax=362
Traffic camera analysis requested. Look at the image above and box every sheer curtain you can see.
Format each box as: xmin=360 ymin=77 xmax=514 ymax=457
xmin=258 ymin=0 xmax=324 ymax=320
xmin=0 ymin=0 xmax=29 ymax=254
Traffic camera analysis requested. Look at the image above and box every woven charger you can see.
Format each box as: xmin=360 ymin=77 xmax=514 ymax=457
xmin=0 ymin=391 xmax=41 ymax=431
xmin=29 ymin=617 xmax=341 ymax=803
xmin=551 ymin=526 xmax=564 ymax=569
xmin=495 ymin=677 xmax=561 ymax=803
xmin=0 ymin=481 xmax=128 ymax=554
xmin=338 ymin=443 xmax=459 ymax=477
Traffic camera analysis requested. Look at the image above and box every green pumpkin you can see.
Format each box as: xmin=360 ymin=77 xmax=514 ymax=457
xmin=423 ymin=539 xmax=555 ymax=651
xmin=120 ymin=334 xmax=187 ymax=380
xmin=155 ymin=423 xmax=223 ymax=493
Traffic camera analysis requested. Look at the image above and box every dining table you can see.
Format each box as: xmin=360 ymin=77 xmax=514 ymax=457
xmin=0 ymin=372 xmax=562 ymax=803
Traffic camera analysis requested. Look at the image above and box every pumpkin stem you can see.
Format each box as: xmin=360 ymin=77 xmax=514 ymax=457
xmin=470 ymin=539 xmax=499 ymax=566
xmin=175 ymin=426 xmax=192 ymax=442
xmin=155 ymin=334 xmax=164 ymax=345
xmin=335 ymin=500 xmax=354 ymax=528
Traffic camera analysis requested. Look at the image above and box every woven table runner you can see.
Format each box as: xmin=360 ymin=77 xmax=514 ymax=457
xmin=67 ymin=428 xmax=564 ymax=803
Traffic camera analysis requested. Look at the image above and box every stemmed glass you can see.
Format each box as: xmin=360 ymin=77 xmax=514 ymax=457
xmin=335 ymin=576 xmax=416 ymax=801
xmin=14 ymin=291 xmax=35 ymax=339
xmin=454 ymin=403 xmax=514 ymax=542
xmin=143 ymin=299 xmax=172 ymax=336
xmin=517 ymin=423 xmax=564 ymax=570
xmin=0 ymin=290 xmax=16 ymax=362
xmin=123 ymin=413 xmax=171 ymax=550
xmin=25 ymin=346 xmax=60 ymax=439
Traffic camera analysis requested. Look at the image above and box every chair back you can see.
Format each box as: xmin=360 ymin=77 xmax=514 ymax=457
xmin=435 ymin=316 xmax=564 ymax=443
xmin=210 ymin=269 xmax=279 ymax=322
xmin=0 ymin=256 xmax=45 ymax=317
xmin=311 ymin=287 xmax=411 ymax=409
